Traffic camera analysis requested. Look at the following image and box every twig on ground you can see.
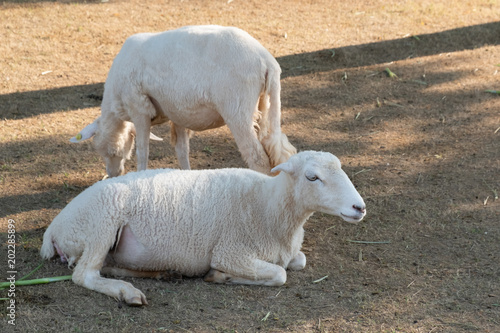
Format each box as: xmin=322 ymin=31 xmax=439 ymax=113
xmin=312 ymin=275 xmax=328 ymax=283
xmin=347 ymin=240 xmax=391 ymax=244
xmin=261 ymin=311 xmax=271 ymax=321
xmin=352 ymin=169 xmax=371 ymax=177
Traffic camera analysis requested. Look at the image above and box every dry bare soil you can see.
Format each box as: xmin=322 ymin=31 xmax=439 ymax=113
xmin=1 ymin=0 xmax=499 ymax=332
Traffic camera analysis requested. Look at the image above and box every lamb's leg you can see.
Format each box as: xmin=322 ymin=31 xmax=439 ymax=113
xmin=287 ymin=251 xmax=306 ymax=271
xmin=171 ymin=123 xmax=191 ymax=170
xmin=132 ymin=114 xmax=152 ymax=171
xmin=204 ymin=259 xmax=286 ymax=286
xmin=225 ymin=119 xmax=271 ymax=174
xmin=72 ymin=248 xmax=147 ymax=306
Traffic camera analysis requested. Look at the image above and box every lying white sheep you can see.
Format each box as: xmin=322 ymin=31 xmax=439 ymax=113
xmin=71 ymin=25 xmax=296 ymax=177
xmin=40 ymin=151 xmax=366 ymax=305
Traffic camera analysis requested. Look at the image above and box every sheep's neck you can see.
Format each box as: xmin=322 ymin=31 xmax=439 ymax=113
xmin=261 ymin=175 xmax=313 ymax=242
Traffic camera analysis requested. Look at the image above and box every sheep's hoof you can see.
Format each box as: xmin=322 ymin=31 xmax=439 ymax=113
xmin=127 ymin=298 xmax=148 ymax=306
xmin=120 ymin=290 xmax=148 ymax=306
xmin=204 ymin=269 xmax=231 ymax=283
xmin=203 ymin=269 xmax=215 ymax=282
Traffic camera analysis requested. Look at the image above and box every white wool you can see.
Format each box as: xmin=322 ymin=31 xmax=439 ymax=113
xmin=40 ymin=151 xmax=366 ymax=305
xmin=70 ymin=25 xmax=296 ymax=177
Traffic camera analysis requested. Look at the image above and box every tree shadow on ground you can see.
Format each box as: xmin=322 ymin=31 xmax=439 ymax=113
xmin=1 ymin=83 xmax=103 ymax=120
xmin=1 ymin=21 xmax=498 ymax=120
xmin=2 ymin=0 xmax=104 ymax=3
xmin=279 ymin=21 xmax=500 ymax=78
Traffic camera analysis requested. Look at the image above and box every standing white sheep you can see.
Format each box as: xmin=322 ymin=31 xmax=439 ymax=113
xmin=40 ymin=151 xmax=366 ymax=306
xmin=71 ymin=25 xmax=296 ymax=177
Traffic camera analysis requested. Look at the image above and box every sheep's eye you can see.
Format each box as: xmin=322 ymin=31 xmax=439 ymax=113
xmin=306 ymin=175 xmax=319 ymax=182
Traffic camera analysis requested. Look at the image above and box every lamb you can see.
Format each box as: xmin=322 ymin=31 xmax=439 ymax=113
xmin=40 ymin=151 xmax=366 ymax=306
xmin=71 ymin=25 xmax=296 ymax=177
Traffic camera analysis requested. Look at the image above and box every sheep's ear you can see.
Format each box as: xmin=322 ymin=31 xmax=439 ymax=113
xmin=149 ymin=132 xmax=163 ymax=141
xmin=271 ymin=160 xmax=295 ymax=175
xmin=69 ymin=121 xmax=98 ymax=143
xmin=129 ymin=123 xmax=163 ymax=141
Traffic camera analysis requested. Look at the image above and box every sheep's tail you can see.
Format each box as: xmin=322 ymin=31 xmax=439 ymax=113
xmin=40 ymin=227 xmax=55 ymax=260
xmin=259 ymin=67 xmax=297 ymax=168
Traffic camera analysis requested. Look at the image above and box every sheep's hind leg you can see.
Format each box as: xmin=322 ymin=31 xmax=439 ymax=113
xmin=204 ymin=259 xmax=286 ymax=286
xmin=72 ymin=250 xmax=148 ymax=306
xmin=171 ymin=123 xmax=191 ymax=170
xmin=225 ymin=119 xmax=271 ymax=174
xmin=102 ymin=267 xmax=182 ymax=282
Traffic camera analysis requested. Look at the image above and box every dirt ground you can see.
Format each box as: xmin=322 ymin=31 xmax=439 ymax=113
xmin=1 ymin=0 xmax=499 ymax=332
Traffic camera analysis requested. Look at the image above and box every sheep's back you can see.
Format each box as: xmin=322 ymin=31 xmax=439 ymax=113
xmin=102 ymin=25 xmax=280 ymax=122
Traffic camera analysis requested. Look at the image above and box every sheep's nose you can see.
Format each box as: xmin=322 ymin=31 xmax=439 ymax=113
xmin=353 ymin=204 xmax=366 ymax=214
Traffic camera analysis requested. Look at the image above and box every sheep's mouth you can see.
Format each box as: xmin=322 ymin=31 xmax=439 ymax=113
xmin=341 ymin=213 xmax=365 ymax=223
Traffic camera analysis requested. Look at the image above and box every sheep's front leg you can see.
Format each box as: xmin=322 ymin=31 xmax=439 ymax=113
xmin=72 ymin=251 xmax=147 ymax=306
xmin=287 ymin=251 xmax=306 ymax=271
xmin=133 ymin=114 xmax=152 ymax=171
xmin=204 ymin=259 xmax=286 ymax=286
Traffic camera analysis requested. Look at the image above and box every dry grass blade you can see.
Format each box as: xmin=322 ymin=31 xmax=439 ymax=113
xmin=312 ymin=275 xmax=329 ymax=283
xmin=347 ymin=240 xmax=391 ymax=244
xmin=352 ymin=169 xmax=371 ymax=177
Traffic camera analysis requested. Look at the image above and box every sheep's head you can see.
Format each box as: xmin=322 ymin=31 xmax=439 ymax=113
xmin=70 ymin=118 xmax=164 ymax=177
xmin=70 ymin=117 xmax=135 ymax=178
xmin=271 ymin=151 xmax=366 ymax=223
xmin=95 ymin=120 xmax=135 ymax=178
